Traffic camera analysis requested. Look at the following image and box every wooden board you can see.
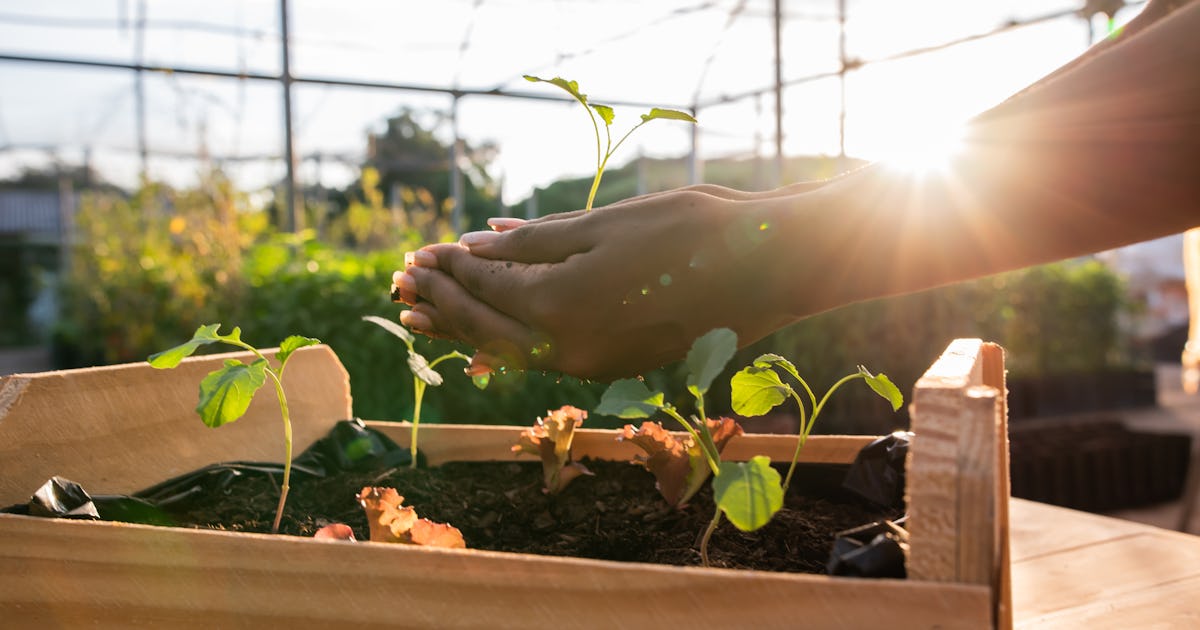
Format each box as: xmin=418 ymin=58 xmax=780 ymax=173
xmin=0 ymin=345 xmax=351 ymax=505
xmin=0 ymin=339 xmax=1008 ymax=628
xmin=0 ymin=514 xmax=992 ymax=630
xmin=906 ymin=339 xmax=1011 ymax=629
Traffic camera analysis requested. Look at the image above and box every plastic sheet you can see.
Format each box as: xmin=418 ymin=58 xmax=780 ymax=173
xmin=826 ymin=517 xmax=909 ymax=578
xmin=2 ymin=419 xmax=411 ymax=525
xmin=841 ymin=430 xmax=912 ymax=510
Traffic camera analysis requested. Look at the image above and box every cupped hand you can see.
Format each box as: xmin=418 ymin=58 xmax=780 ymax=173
xmin=392 ymin=184 xmax=822 ymax=381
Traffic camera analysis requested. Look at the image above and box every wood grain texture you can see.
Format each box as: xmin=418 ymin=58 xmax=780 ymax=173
xmin=0 ymin=514 xmax=994 ymax=630
xmin=906 ymin=338 xmax=1011 ymax=629
xmin=0 ymin=345 xmax=350 ymax=505
xmin=366 ymin=422 xmax=878 ymax=467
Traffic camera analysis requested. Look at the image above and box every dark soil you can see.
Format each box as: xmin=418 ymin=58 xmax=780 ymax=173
xmin=154 ymin=458 xmax=898 ymax=574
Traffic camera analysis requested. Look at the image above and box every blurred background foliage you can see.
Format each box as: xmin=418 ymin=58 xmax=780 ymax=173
xmin=52 ymin=164 xmax=1135 ymax=435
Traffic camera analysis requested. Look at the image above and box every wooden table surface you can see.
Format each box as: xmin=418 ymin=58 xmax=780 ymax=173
xmin=1010 ymin=497 xmax=1200 ymax=628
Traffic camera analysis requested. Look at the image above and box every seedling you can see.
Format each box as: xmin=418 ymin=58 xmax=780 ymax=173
xmin=313 ymin=487 xmax=466 ymax=548
xmin=730 ymin=355 xmax=903 ymax=492
xmin=512 ymin=405 xmax=592 ymax=494
xmin=596 ymin=327 xmax=749 ymax=565
xmin=597 ymin=327 xmax=904 ymax=567
xmin=524 ymin=75 xmax=696 ymax=211
xmin=148 ymin=324 xmax=319 ymax=534
xmin=363 ymin=315 xmax=486 ymax=468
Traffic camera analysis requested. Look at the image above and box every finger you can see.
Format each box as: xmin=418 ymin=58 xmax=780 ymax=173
xmin=403 ymin=265 xmax=549 ymax=371
xmin=417 ymin=244 xmax=548 ymax=323
xmin=456 ymin=213 xmax=592 ymax=263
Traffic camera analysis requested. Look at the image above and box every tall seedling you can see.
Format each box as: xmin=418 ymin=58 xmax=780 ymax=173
xmin=524 ymin=75 xmax=696 ymax=211
xmin=148 ymin=324 xmax=319 ymax=534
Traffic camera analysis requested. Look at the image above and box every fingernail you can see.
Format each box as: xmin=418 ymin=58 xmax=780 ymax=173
xmin=487 ymin=217 xmax=526 ymax=230
xmin=399 ymin=309 xmax=432 ymax=333
xmin=394 ymin=272 xmax=416 ymax=293
xmin=405 ymin=250 xmax=436 ymax=268
xmin=465 ymin=352 xmax=495 ymax=376
xmin=459 ymin=230 xmax=501 ymax=248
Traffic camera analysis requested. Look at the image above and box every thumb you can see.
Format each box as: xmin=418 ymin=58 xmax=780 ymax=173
xmin=457 ymin=214 xmax=591 ymax=264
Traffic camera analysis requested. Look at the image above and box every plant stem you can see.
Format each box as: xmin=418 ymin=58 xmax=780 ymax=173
xmin=783 ymin=374 xmax=863 ymax=491
xmin=410 ymin=378 xmax=425 ymax=469
xmin=663 ymin=406 xmax=720 ymax=475
xmin=266 ymin=369 xmax=292 ymax=535
xmin=699 ymin=506 xmax=722 ymax=567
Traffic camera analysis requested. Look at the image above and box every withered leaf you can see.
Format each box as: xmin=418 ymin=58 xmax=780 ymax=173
xmin=358 ymin=487 xmax=466 ymax=549
xmin=512 ymin=405 xmax=591 ymax=494
xmin=313 ymin=523 xmax=356 ymax=541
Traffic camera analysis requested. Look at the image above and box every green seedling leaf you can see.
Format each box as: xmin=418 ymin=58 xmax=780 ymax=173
xmin=753 ymin=353 xmax=801 ymax=383
xmin=524 ymin=75 xmax=587 ymax=106
xmin=196 ymin=358 xmax=268 ymax=428
xmin=408 ymin=353 xmax=443 ymax=387
xmin=147 ymin=323 xmax=241 ymax=368
xmin=714 ymin=456 xmax=784 ymax=532
xmin=730 ymin=364 xmax=788 ymax=417
xmin=641 ymin=107 xmax=697 ymax=123
xmin=596 ymin=378 xmax=664 ymax=418
xmin=591 ymin=104 xmax=615 ymax=126
xmin=858 ymin=366 xmax=904 ymax=411
xmin=685 ymin=327 xmax=738 ymax=398
xmin=362 ymin=314 xmax=415 ymax=346
xmin=278 ymin=335 xmax=320 ymax=366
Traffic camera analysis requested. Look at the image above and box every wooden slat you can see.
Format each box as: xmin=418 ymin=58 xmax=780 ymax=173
xmin=366 ymin=422 xmax=878 ymax=467
xmin=906 ymin=338 xmax=1010 ymax=629
xmin=0 ymin=514 xmax=994 ymax=630
xmin=0 ymin=345 xmax=350 ymax=505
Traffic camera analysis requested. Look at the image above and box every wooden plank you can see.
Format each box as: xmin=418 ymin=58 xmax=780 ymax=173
xmin=0 ymin=514 xmax=994 ymax=630
xmin=1015 ymin=573 xmax=1200 ymax=629
xmin=1012 ymin=531 xmax=1200 ymax=622
xmin=365 ymin=422 xmax=877 ymax=466
xmin=907 ymin=338 xmax=1010 ymax=629
xmin=1008 ymin=498 xmax=1153 ymax=561
xmin=0 ymin=345 xmax=350 ymax=505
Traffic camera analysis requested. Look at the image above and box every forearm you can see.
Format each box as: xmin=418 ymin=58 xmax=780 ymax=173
xmin=776 ymin=1 xmax=1200 ymax=313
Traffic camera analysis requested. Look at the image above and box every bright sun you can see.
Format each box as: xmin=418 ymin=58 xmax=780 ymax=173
xmin=874 ymin=119 xmax=967 ymax=175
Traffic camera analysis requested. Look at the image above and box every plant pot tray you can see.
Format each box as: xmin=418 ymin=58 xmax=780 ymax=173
xmin=0 ymin=340 xmax=1011 ymax=629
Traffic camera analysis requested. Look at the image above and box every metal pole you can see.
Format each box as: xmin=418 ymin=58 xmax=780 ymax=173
xmin=772 ymin=0 xmax=784 ymax=187
xmin=837 ymin=0 xmax=847 ymax=165
xmin=134 ymin=0 xmax=147 ymax=180
xmin=279 ymin=0 xmax=298 ymax=233
xmin=688 ymin=111 xmax=701 ymax=185
xmin=449 ymin=96 xmax=465 ymax=233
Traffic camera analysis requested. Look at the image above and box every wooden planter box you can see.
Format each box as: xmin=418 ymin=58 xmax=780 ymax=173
xmin=0 ymin=339 xmax=1011 ymax=629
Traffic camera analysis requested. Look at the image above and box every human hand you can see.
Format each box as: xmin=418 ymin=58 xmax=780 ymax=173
xmin=391 ymin=184 xmax=821 ymax=380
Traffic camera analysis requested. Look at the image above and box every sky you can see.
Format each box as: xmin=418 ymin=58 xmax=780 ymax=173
xmin=0 ymin=0 xmax=1144 ymax=206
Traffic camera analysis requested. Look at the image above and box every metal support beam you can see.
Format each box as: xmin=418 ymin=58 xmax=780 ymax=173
xmin=279 ymin=0 xmax=298 ymax=233
xmin=772 ymin=0 xmax=784 ymax=188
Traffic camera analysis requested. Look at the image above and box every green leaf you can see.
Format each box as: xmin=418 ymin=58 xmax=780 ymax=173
xmin=196 ymin=359 xmax=268 ymax=428
xmin=685 ymin=328 xmax=737 ymax=398
xmin=714 ymin=456 xmax=784 ymax=532
xmin=148 ymin=323 xmax=239 ymax=369
xmin=640 ymin=108 xmax=697 ymax=124
xmin=730 ymin=365 xmax=788 ymax=417
xmin=858 ymin=366 xmax=904 ymax=412
xmin=362 ymin=315 xmax=415 ymax=346
xmin=278 ymin=335 xmax=320 ymax=366
xmin=524 ymin=75 xmax=587 ymax=106
xmin=753 ymin=353 xmax=801 ymax=383
xmin=408 ymin=353 xmax=443 ymax=387
xmin=591 ymin=104 xmax=615 ymax=126
xmin=595 ymin=379 xmax=664 ymax=418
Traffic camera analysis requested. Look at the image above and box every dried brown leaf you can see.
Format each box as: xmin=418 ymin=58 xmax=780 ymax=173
xmin=357 ymin=487 xmax=466 ymax=548
xmin=313 ymin=523 xmax=356 ymax=541
xmin=511 ymin=405 xmax=590 ymax=494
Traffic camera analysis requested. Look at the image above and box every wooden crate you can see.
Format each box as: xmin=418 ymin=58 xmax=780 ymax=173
xmin=0 ymin=340 xmax=1010 ymax=629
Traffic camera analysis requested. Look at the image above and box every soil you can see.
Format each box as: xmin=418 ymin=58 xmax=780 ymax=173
xmin=153 ymin=458 xmax=899 ymax=574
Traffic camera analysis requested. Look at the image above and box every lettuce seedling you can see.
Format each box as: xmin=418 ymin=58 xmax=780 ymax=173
xmin=148 ymin=323 xmax=319 ymax=534
xmin=596 ymin=327 xmax=750 ymax=565
xmin=523 ymin=75 xmax=696 ymax=211
xmin=315 ymin=487 xmax=466 ymax=548
xmin=617 ymin=417 xmax=742 ymax=508
xmin=363 ymin=315 xmax=487 ymax=468
xmin=512 ymin=405 xmax=592 ymax=494
xmin=731 ymin=356 xmax=903 ymax=493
